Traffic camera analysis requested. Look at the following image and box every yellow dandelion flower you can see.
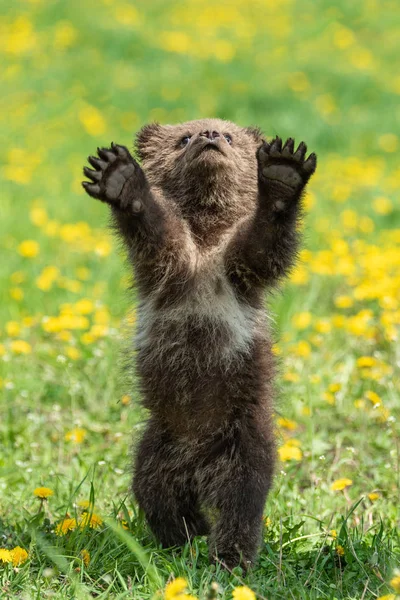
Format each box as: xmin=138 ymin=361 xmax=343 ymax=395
xmin=77 ymin=500 xmax=95 ymax=510
xmin=333 ymin=26 xmax=355 ymax=49
xmin=30 ymin=205 xmax=48 ymax=226
xmin=79 ymin=105 xmax=106 ymax=136
xmin=79 ymin=512 xmax=103 ymax=529
xmin=65 ymin=428 xmax=86 ymax=443
xmin=80 ymin=549 xmax=90 ymax=566
xmin=331 ymin=478 xmax=353 ymax=491
xmin=74 ymin=299 xmax=95 ymax=314
xmin=94 ymin=239 xmax=112 ymax=257
xmin=366 ymin=391 xmax=381 ymax=405
xmin=314 ymin=318 xmax=332 ymax=334
xmin=336 ymin=545 xmax=345 ymax=556
xmin=18 ymin=240 xmax=39 ymax=258
xmin=34 ymin=487 xmax=54 ymax=499
xmin=6 ymin=321 xmax=21 ymax=336
xmin=232 ymin=586 xmax=256 ymax=600
xmin=76 ymin=267 xmax=91 ymax=281
xmin=368 ymin=492 xmax=380 ymax=502
xmin=160 ymin=31 xmax=190 ymax=54
xmin=55 ymin=518 xmax=77 ymax=535
xmin=376 ymin=595 xmax=396 ymax=600
xmin=11 ymin=546 xmax=29 ymax=566
xmin=292 ymin=341 xmax=312 ymax=358
xmin=121 ymin=394 xmax=131 ymax=405
xmin=292 ymin=312 xmax=312 ymax=330
xmin=390 ymin=576 xmax=400 ymax=593
xmin=0 ymin=549 xmax=12 ymax=563
xmin=283 ymin=372 xmax=300 ymax=382
xmin=10 ymin=340 xmax=32 ymax=354
xmin=328 ymin=383 xmax=341 ymax=393
xmin=372 ymin=196 xmax=393 ymax=215
xmin=277 ymin=417 xmax=298 ymax=431
xmin=10 ymin=287 xmax=23 ymax=301
xmin=165 ymin=577 xmax=188 ymax=599
xmin=81 ymin=332 xmax=96 ymax=345
xmin=323 ymin=392 xmax=335 ymax=405
xmin=330 ymin=529 xmax=337 ymax=539
xmin=356 ymin=356 xmax=377 ymax=368
xmin=54 ymin=21 xmax=78 ymax=50
xmin=278 ymin=443 xmax=302 ymax=462
xmin=65 ymin=347 xmax=81 ymax=360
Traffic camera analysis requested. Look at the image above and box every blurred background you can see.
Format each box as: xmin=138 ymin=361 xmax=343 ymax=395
xmin=0 ymin=0 xmax=399 ymax=595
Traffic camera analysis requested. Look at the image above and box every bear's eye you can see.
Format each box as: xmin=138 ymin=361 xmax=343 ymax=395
xmin=224 ymin=134 xmax=232 ymax=144
xmin=181 ymin=136 xmax=191 ymax=147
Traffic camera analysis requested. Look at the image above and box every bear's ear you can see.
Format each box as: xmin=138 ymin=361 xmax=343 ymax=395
xmin=243 ymin=126 xmax=265 ymax=146
xmin=136 ymin=122 xmax=164 ymax=161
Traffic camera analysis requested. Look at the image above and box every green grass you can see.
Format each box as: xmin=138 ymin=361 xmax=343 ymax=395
xmin=1 ymin=0 xmax=400 ymax=598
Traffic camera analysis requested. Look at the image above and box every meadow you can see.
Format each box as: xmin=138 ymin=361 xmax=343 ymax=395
xmin=1 ymin=0 xmax=400 ymax=598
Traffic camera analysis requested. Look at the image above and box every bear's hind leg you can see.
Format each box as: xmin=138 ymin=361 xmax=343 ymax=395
xmin=133 ymin=422 xmax=209 ymax=546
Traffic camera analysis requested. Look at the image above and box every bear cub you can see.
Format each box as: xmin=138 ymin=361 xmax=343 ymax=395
xmin=82 ymin=118 xmax=316 ymax=569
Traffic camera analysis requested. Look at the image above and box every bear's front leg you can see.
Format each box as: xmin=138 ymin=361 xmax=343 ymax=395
xmin=225 ymin=137 xmax=317 ymax=297
xmin=257 ymin=136 xmax=316 ymax=213
xmin=82 ymin=143 xmax=192 ymax=293
xmin=82 ymin=142 xmax=147 ymax=214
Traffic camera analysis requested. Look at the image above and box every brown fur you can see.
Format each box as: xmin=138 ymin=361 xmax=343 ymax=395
xmin=82 ymin=118 xmax=317 ymax=569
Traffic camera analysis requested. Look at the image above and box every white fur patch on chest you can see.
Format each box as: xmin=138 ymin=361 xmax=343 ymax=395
xmin=136 ymin=245 xmax=262 ymax=363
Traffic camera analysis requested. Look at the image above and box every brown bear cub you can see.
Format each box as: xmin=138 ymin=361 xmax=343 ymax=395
xmin=82 ymin=118 xmax=316 ymax=569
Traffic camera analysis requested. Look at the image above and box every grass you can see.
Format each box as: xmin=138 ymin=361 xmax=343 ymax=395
xmin=1 ymin=0 xmax=400 ymax=598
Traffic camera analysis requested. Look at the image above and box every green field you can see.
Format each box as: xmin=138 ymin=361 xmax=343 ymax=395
xmin=1 ymin=0 xmax=400 ymax=598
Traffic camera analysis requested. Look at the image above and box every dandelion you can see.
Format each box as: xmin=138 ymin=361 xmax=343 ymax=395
xmin=331 ymin=478 xmax=353 ymax=491
xmin=121 ymin=394 xmax=131 ymax=405
xmin=77 ymin=500 xmax=95 ymax=510
xmin=390 ymin=576 xmax=400 ymax=593
xmin=34 ymin=487 xmax=54 ymax=499
xmin=18 ymin=240 xmax=39 ymax=258
xmin=0 ymin=549 xmax=12 ymax=563
xmin=11 ymin=546 xmax=29 ymax=566
xmin=10 ymin=340 xmax=32 ymax=354
xmin=292 ymin=312 xmax=312 ymax=329
xmin=366 ymin=391 xmax=381 ymax=405
xmin=79 ymin=105 xmax=106 ymax=136
xmin=368 ymin=492 xmax=380 ymax=502
xmin=356 ymin=356 xmax=377 ymax=368
xmin=65 ymin=428 xmax=86 ymax=443
xmin=65 ymin=347 xmax=81 ymax=360
xmin=277 ymin=417 xmax=298 ymax=431
xmin=80 ymin=549 xmax=90 ymax=566
xmin=292 ymin=341 xmax=311 ymax=358
xmin=6 ymin=321 xmax=21 ymax=336
xmin=232 ymin=586 xmax=256 ymax=600
xmin=164 ymin=576 xmax=197 ymax=600
xmin=336 ymin=545 xmax=345 ymax=556
xmin=278 ymin=443 xmax=302 ymax=462
xmin=10 ymin=287 xmax=23 ymax=301
xmin=372 ymin=196 xmax=393 ymax=215
xmin=330 ymin=530 xmax=337 ymax=539
xmin=55 ymin=518 xmax=77 ymax=535
xmin=79 ymin=512 xmax=103 ymax=529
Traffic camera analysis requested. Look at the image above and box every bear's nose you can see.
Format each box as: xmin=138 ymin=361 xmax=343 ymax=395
xmin=200 ymin=130 xmax=220 ymax=140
